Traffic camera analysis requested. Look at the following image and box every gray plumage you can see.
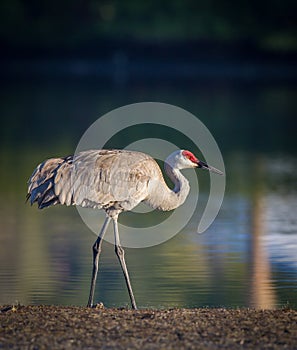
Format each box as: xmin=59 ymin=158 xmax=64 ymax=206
xmin=27 ymin=148 xmax=222 ymax=309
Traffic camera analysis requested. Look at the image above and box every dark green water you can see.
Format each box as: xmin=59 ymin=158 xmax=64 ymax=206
xmin=0 ymin=79 xmax=296 ymax=308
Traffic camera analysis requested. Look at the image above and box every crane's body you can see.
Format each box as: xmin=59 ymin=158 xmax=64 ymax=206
xmin=27 ymin=149 xmax=191 ymax=214
xmin=27 ymin=149 xmax=222 ymax=309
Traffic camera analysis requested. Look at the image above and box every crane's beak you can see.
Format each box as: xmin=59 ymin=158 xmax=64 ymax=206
xmin=197 ymin=160 xmax=223 ymax=175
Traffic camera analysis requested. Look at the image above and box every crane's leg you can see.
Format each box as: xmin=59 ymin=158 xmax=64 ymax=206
xmin=87 ymin=216 xmax=111 ymax=307
xmin=113 ymin=217 xmax=137 ymax=310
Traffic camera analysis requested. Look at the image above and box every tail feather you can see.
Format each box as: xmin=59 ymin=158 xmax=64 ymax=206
xmin=29 ymin=180 xmax=52 ymax=204
xmin=27 ymin=155 xmax=73 ymax=209
xmin=39 ymin=197 xmax=60 ymax=209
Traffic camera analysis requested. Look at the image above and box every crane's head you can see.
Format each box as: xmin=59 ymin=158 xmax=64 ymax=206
xmin=165 ymin=150 xmax=223 ymax=175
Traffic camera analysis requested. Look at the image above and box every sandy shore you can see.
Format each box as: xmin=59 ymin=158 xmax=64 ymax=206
xmin=1 ymin=305 xmax=296 ymax=349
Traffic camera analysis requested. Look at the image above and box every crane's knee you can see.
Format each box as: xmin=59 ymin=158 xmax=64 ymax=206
xmin=92 ymin=243 xmax=98 ymax=254
xmin=115 ymin=245 xmax=124 ymax=258
xmin=92 ymin=236 xmax=104 ymax=254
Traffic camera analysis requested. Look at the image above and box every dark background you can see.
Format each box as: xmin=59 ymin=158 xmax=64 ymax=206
xmin=1 ymin=0 xmax=296 ymax=59
xmin=0 ymin=0 xmax=296 ymax=153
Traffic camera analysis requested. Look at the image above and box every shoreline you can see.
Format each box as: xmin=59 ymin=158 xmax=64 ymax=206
xmin=1 ymin=305 xmax=296 ymax=349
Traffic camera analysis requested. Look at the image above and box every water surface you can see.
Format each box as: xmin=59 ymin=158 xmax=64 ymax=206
xmin=0 ymin=79 xmax=296 ymax=309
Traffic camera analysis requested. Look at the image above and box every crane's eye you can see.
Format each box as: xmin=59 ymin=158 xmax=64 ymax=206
xmin=182 ymin=150 xmax=198 ymax=164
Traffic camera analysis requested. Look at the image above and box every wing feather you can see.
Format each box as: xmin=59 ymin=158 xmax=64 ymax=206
xmin=27 ymin=149 xmax=163 ymax=211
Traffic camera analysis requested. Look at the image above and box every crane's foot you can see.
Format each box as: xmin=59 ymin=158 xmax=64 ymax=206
xmin=93 ymin=302 xmax=105 ymax=309
xmin=87 ymin=302 xmax=105 ymax=309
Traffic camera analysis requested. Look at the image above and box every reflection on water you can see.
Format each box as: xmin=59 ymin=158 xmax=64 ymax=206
xmin=249 ymin=160 xmax=276 ymax=309
xmin=0 ymin=81 xmax=296 ymax=309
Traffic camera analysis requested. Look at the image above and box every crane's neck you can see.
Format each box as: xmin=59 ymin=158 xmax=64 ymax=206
xmin=146 ymin=163 xmax=190 ymax=211
xmin=164 ymin=162 xmax=189 ymax=194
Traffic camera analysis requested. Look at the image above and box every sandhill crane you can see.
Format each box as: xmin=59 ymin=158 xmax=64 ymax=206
xmin=27 ymin=149 xmax=223 ymax=309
